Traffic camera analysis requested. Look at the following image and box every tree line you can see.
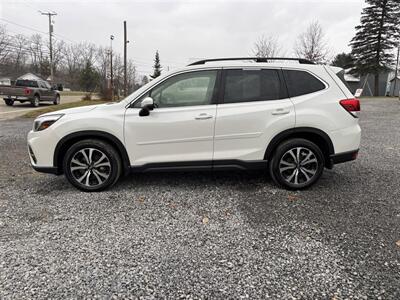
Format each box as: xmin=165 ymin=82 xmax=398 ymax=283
xmin=0 ymin=24 xmax=149 ymax=97
xmin=253 ymin=0 xmax=400 ymax=96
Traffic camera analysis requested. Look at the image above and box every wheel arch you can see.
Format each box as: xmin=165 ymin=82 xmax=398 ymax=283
xmin=54 ymin=130 xmax=131 ymax=175
xmin=264 ymin=127 xmax=335 ymax=168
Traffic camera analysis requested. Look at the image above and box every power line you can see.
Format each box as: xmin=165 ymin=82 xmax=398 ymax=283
xmin=0 ymin=17 xmax=76 ymax=44
xmin=0 ymin=17 xmax=48 ymax=36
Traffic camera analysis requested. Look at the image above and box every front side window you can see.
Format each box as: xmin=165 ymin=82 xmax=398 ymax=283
xmin=43 ymin=81 xmax=52 ymax=89
xmin=223 ymin=69 xmax=284 ymax=103
xmin=147 ymin=70 xmax=217 ymax=108
xmin=283 ymin=70 xmax=326 ymax=97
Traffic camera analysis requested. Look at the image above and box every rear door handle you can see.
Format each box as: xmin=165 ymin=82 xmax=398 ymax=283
xmin=195 ymin=113 xmax=213 ymax=120
xmin=272 ymin=108 xmax=290 ymax=115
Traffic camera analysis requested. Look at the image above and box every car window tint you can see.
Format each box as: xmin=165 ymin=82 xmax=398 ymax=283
xmin=283 ymin=70 xmax=325 ymax=97
xmin=223 ymin=69 xmax=282 ymax=103
xmin=15 ymin=80 xmax=38 ymax=88
xmin=150 ymin=70 xmax=217 ymax=108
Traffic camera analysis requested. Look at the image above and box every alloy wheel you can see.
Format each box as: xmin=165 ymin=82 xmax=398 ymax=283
xmin=70 ymin=148 xmax=111 ymax=187
xmin=279 ymin=147 xmax=318 ymax=185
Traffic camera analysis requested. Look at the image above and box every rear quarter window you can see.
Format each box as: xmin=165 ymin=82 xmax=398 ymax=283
xmin=283 ymin=70 xmax=325 ymax=97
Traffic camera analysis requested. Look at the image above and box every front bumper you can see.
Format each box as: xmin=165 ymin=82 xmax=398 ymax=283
xmin=27 ymin=128 xmax=60 ymax=172
xmin=31 ymin=165 xmax=60 ymax=175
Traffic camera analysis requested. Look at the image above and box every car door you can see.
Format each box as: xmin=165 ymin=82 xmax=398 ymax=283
xmin=43 ymin=81 xmax=55 ymax=100
xmin=124 ymin=69 xmax=220 ymax=166
xmin=38 ymin=81 xmax=50 ymax=100
xmin=213 ymin=68 xmax=295 ymax=161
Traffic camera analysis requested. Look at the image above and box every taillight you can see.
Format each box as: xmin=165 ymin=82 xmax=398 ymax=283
xmin=339 ymin=98 xmax=360 ymax=116
xmin=24 ymin=88 xmax=32 ymax=95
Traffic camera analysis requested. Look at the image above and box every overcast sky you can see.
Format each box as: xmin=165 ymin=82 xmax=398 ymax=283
xmin=0 ymin=0 xmax=365 ymax=75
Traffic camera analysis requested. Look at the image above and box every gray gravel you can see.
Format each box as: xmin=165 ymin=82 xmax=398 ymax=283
xmin=1 ymin=97 xmax=400 ymax=299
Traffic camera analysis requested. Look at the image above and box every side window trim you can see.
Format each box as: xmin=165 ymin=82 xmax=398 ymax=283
xmin=281 ymin=68 xmax=328 ymax=98
xmin=131 ymin=69 xmax=222 ymax=108
xmin=129 ymin=68 xmax=222 ymax=109
xmin=220 ymin=68 xmax=288 ymax=104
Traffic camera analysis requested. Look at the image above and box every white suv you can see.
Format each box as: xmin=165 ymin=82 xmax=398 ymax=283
xmin=28 ymin=57 xmax=361 ymax=191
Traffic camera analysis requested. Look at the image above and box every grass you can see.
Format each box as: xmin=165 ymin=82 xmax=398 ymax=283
xmin=59 ymin=91 xmax=97 ymax=97
xmin=22 ymin=100 xmax=109 ymax=118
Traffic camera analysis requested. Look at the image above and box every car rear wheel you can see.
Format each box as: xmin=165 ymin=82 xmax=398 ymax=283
xmin=53 ymin=95 xmax=60 ymax=105
xmin=4 ymin=99 xmax=14 ymax=106
xmin=31 ymin=95 xmax=40 ymax=107
xmin=63 ymin=139 xmax=122 ymax=192
xmin=269 ymin=138 xmax=324 ymax=190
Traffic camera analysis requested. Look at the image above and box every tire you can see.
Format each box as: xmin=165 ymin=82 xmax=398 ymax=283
xmin=63 ymin=139 xmax=122 ymax=192
xmin=53 ymin=95 xmax=60 ymax=105
xmin=31 ymin=95 xmax=40 ymax=107
xmin=4 ymin=99 xmax=14 ymax=106
xmin=268 ymin=138 xmax=325 ymax=190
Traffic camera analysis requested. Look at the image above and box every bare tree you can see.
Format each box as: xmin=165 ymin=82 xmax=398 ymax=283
xmin=0 ymin=25 xmax=11 ymax=65
xmin=294 ymin=21 xmax=330 ymax=63
xmin=253 ymin=35 xmax=281 ymax=58
xmin=51 ymin=39 xmax=66 ymax=75
xmin=62 ymin=43 xmax=83 ymax=88
xmin=29 ymin=34 xmax=47 ymax=75
xmin=10 ymin=34 xmax=28 ymax=73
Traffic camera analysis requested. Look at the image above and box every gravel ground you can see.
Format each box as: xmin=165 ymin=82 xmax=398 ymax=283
xmin=0 ymin=97 xmax=399 ymax=299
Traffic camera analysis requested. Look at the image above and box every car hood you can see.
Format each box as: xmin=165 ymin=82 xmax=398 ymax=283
xmin=39 ymin=105 xmax=98 ymax=118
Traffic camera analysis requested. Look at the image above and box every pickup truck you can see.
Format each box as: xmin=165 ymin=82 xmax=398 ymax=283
xmin=0 ymin=79 xmax=60 ymax=107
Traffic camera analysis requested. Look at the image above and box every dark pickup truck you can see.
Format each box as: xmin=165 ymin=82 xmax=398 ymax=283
xmin=0 ymin=79 xmax=60 ymax=107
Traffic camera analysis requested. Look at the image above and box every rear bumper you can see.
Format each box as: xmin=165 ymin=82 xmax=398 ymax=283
xmin=4 ymin=96 xmax=32 ymax=101
xmin=330 ymin=149 xmax=359 ymax=165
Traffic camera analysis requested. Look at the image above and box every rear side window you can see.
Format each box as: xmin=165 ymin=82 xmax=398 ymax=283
xmin=283 ymin=70 xmax=325 ymax=97
xmin=15 ymin=80 xmax=38 ymax=88
xmin=223 ymin=69 xmax=285 ymax=103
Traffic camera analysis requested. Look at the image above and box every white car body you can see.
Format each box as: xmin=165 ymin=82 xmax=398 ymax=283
xmin=28 ymin=58 xmax=361 ymax=190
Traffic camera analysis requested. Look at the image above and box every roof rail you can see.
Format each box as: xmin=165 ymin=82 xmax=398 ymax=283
xmin=188 ymin=57 xmax=315 ymax=66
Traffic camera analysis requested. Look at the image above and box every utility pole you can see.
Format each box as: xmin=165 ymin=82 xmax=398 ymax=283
xmin=123 ymin=21 xmax=129 ymax=97
xmin=40 ymin=11 xmax=57 ymax=83
xmin=110 ymin=35 xmax=114 ymax=101
xmin=393 ymin=45 xmax=399 ymax=97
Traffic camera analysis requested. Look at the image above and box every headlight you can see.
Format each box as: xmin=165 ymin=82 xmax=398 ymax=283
xmin=33 ymin=114 xmax=64 ymax=131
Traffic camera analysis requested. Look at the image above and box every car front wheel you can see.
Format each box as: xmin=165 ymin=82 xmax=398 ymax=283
xmin=31 ymin=95 xmax=40 ymax=107
xmin=269 ymin=138 xmax=325 ymax=190
xmin=53 ymin=95 xmax=60 ymax=105
xmin=63 ymin=139 xmax=122 ymax=192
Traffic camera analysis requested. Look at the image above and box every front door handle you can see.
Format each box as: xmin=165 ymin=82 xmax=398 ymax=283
xmin=195 ymin=113 xmax=213 ymax=120
xmin=272 ymin=108 xmax=290 ymax=115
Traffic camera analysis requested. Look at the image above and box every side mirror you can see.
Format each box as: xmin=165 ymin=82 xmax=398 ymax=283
xmin=141 ymin=97 xmax=154 ymax=110
xmin=139 ymin=97 xmax=154 ymax=117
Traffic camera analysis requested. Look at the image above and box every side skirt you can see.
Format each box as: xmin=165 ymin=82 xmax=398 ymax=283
xmin=129 ymin=160 xmax=268 ymax=173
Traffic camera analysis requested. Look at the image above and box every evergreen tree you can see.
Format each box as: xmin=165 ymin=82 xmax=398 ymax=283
xmin=332 ymin=53 xmax=355 ymax=69
xmin=150 ymin=51 xmax=162 ymax=79
xmin=79 ymin=61 xmax=99 ymax=92
xmin=350 ymin=0 xmax=400 ymax=95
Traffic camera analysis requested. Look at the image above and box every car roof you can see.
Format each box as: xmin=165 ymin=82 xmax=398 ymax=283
xmin=173 ymin=61 xmax=326 ymax=72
